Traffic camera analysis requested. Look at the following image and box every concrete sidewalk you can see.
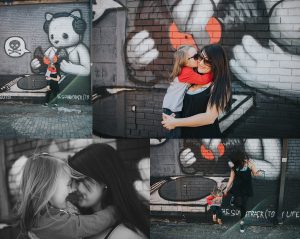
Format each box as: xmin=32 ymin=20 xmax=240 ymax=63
xmin=0 ymin=102 xmax=92 ymax=138
xmin=151 ymin=220 xmax=300 ymax=239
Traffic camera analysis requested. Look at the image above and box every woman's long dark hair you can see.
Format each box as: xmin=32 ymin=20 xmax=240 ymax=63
xmin=227 ymin=143 xmax=249 ymax=170
xmin=68 ymin=144 xmax=149 ymax=237
xmin=201 ymin=44 xmax=232 ymax=112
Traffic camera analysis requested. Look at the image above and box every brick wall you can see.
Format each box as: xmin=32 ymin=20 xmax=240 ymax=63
xmin=150 ymin=139 xmax=300 ymax=225
xmin=93 ymin=0 xmax=300 ymax=137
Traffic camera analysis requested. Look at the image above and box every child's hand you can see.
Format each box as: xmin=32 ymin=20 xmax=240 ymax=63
xmin=161 ymin=113 xmax=177 ymax=130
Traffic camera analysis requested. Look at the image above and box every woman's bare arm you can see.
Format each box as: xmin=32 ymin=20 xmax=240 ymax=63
xmin=247 ymin=160 xmax=260 ymax=176
xmin=162 ymin=103 xmax=219 ymax=129
xmin=224 ymin=170 xmax=235 ymax=194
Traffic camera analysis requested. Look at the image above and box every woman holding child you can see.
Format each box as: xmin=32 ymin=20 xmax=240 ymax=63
xmin=162 ymin=44 xmax=232 ymax=138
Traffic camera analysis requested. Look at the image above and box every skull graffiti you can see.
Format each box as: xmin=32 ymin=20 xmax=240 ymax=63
xmin=8 ymin=39 xmax=22 ymax=55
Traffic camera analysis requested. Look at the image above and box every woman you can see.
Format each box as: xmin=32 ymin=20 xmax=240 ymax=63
xmin=223 ymin=147 xmax=261 ymax=233
xmin=68 ymin=144 xmax=149 ymax=239
xmin=162 ymin=44 xmax=232 ymax=137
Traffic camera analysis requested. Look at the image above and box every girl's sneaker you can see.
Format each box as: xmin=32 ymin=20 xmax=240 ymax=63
xmin=240 ymin=221 xmax=245 ymax=233
xmin=230 ymin=196 xmax=235 ymax=206
xmin=213 ymin=214 xmax=217 ymax=223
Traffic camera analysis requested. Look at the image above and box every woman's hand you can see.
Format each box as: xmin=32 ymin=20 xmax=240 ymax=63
xmin=161 ymin=113 xmax=177 ymax=130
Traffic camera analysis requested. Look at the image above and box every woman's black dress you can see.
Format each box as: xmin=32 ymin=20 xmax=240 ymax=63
xmin=230 ymin=165 xmax=254 ymax=197
xmin=181 ymin=85 xmax=221 ymax=137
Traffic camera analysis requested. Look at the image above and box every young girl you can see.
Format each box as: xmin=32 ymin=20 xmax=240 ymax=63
xmin=162 ymin=45 xmax=213 ymax=138
xmin=17 ymin=153 xmax=118 ymax=239
xmin=206 ymin=187 xmax=223 ymax=225
xmin=162 ymin=44 xmax=232 ymax=138
xmin=43 ymin=55 xmax=60 ymax=106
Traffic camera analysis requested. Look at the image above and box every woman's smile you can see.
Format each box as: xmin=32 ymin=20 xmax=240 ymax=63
xmin=198 ymin=64 xmax=211 ymax=73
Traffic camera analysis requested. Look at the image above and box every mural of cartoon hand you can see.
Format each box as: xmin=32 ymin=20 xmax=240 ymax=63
xmin=31 ymin=58 xmax=41 ymax=70
xmin=179 ymin=148 xmax=197 ymax=167
xmin=267 ymin=0 xmax=300 ymax=54
xmin=60 ymin=60 xmax=74 ymax=74
xmin=244 ymin=139 xmax=281 ymax=180
xmin=170 ymin=0 xmax=215 ymax=45
xmin=134 ymin=157 xmax=150 ymax=201
xmin=60 ymin=60 xmax=90 ymax=76
xmin=127 ymin=30 xmax=159 ymax=70
xmin=230 ymin=35 xmax=300 ymax=98
xmin=93 ymin=0 xmax=124 ymax=22
xmin=200 ymin=139 xmax=224 ymax=161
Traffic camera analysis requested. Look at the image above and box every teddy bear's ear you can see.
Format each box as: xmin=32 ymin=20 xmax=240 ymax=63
xmin=45 ymin=13 xmax=53 ymax=21
xmin=70 ymin=10 xmax=82 ymax=18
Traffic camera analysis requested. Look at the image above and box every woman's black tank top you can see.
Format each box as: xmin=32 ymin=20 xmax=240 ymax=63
xmin=181 ymin=85 xmax=221 ymax=137
xmin=230 ymin=165 xmax=254 ymax=197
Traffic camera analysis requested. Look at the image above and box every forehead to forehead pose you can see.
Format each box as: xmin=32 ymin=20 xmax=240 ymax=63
xmin=68 ymin=143 xmax=149 ymax=239
xmin=17 ymin=154 xmax=119 ymax=239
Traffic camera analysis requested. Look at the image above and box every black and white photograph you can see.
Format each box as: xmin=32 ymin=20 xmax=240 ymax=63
xmin=0 ymin=139 xmax=150 ymax=239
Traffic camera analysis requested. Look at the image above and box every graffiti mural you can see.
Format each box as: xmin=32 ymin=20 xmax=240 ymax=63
xmin=150 ymin=139 xmax=300 ymax=224
xmin=4 ymin=37 xmax=30 ymax=58
xmin=0 ymin=3 xmax=91 ymax=104
xmin=92 ymin=0 xmax=125 ymax=23
xmin=93 ymin=0 xmax=300 ymax=137
xmin=126 ymin=0 xmax=300 ymax=92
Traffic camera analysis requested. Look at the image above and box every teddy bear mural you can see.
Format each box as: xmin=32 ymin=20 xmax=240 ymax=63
xmin=30 ymin=9 xmax=91 ymax=102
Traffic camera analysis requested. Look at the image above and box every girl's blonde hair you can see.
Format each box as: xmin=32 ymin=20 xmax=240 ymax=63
xmin=17 ymin=153 xmax=76 ymax=234
xmin=212 ymin=186 xmax=223 ymax=197
xmin=170 ymin=45 xmax=195 ymax=79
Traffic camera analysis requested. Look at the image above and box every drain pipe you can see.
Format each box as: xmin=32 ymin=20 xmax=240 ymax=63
xmin=276 ymin=139 xmax=288 ymax=224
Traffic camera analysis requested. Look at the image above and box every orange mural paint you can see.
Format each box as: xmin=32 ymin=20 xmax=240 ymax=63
xmin=169 ymin=22 xmax=197 ymax=50
xmin=201 ymin=145 xmax=214 ymax=161
xmin=217 ymin=143 xmax=225 ymax=156
xmin=205 ymin=17 xmax=222 ymax=44
xmin=169 ymin=17 xmax=222 ymax=49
